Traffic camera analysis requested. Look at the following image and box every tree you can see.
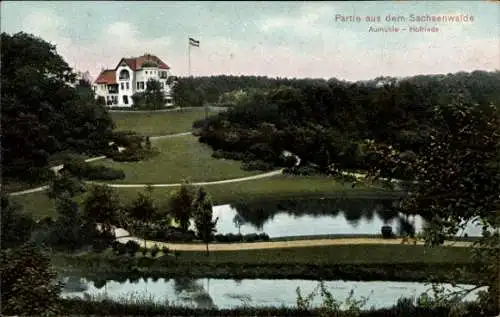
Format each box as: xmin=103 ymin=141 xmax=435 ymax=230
xmin=49 ymin=193 xmax=86 ymax=251
xmin=168 ymin=182 xmax=196 ymax=232
xmin=0 ymin=243 xmax=62 ymax=316
xmin=233 ymin=213 xmax=245 ymax=235
xmin=365 ymin=97 xmax=500 ymax=314
xmin=46 ymin=172 xmax=86 ymax=199
xmin=82 ymin=185 xmax=121 ymax=235
xmin=1 ymin=194 xmax=34 ymax=250
xmin=127 ymin=186 xmax=157 ymax=222
xmin=1 ymin=32 xmax=114 ymax=183
xmin=132 ymin=79 xmax=166 ymax=110
xmin=127 ymin=186 xmax=157 ymax=248
xmin=193 ymin=187 xmax=218 ymax=255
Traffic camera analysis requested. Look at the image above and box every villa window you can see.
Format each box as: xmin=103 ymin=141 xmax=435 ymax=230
xmin=137 ymin=82 xmax=140 ymax=89
xmin=126 ymin=82 xmax=129 ymax=90
xmin=123 ymin=95 xmax=129 ymax=105
xmin=145 ymin=71 xmax=148 ymax=75
xmin=120 ymin=83 xmax=124 ymax=90
xmin=119 ymin=69 xmax=130 ymax=80
xmin=139 ymin=82 xmax=145 ymax=90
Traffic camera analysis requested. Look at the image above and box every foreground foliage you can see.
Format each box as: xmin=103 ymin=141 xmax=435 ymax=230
xmin=1 ymin=244 xmax=62 ymax=316
xmin=1 ymin=32 xmax=115 ymax=186
xmin=364 ymin=97 xmax=500 ymax=313
xmin=59 ymin=292 xmax=485 ymax=316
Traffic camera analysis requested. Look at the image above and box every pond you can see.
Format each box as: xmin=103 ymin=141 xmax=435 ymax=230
xmin=211 ymin=197 xmax=484 ymax=238
xmin=61 ymin=276 xmax=484 ymax=310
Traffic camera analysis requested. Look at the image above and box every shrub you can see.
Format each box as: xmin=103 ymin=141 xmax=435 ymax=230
xmin=61 ymin=158 xmax=125 ymax=181
xmin=243 ymin=233 xmax=260 ymax=242
xmin=112 ymin=242 xmax=127 ymax=255
xmin=124 ymin=240 xmax=141 ymax=256
xmin=126 ymin=221 xmax=196 ymax=243
xmin=160 ymin=245 xmax=170 ymax=255
xmin=103 ymin=144 xmax=119 ymax=158
xmin=150 ymin=244 xmax=160 ymax=257
xmin=109 ymin=147 xmax=159 ymax=162
xmin=211 ymin=149 xmax=225 ymax=159
xmin=84 ymin=165 xmax=125 ymax=180
xmin=241 ymin=160 xmax=274 ymax=171
xmin=281 ymin=155 xmax=298 ymax=168
xmin=283 ymin=165 xmax=320 ymax=176
xmin=112 ymin=131 xmax=144 ymax=148
xmin=258 ymin=233 xmax=270 ymax=241
xmin=213 ymin=232 xmax=270 ymax=243
xmin=381 ymin=225 xmax=394 ymax=239
xmin=218 ymin=151 xmax=247 ymax=161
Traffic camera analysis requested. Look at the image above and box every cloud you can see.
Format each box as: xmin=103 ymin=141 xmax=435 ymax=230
xmin=259 ymin=3 xmax=337 ymax=36
xmin=21 ymin=9 xmax=173 ymax=79
xmin=16 ymin=7 xmax=499 ymax=82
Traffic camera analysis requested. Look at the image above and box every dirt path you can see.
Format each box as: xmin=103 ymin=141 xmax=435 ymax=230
xmin=94 ymin=169 xmax=284 ymax=188
xmin=116 ymin=235 xmax=472 ymax=251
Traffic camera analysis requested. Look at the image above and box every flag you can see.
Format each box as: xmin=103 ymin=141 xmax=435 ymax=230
xmin=189 ymin=37 xmax=200 ymax=47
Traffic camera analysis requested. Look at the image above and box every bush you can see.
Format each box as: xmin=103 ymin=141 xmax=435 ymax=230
xmin=112 ymin=131 xmax=144 ymax=148
xmin=126 ymin=221 xmax=196 ymax=243
xmin=220 ymin=151 xmax=247 ymax=161
xmin=84 ymin=165 xmax=125 ymax=180
xmin=258 ymin=233 xmax=270 ymax=241
xmin=109 ymin=147 xmax=159 ymax=162
xmin=281 ymin=155 xmax=298 ymax=168
xmin=283 ymin=165 xmax=320 ymax=176
xmin=124 ymin=240 xmax=141 ymax=256
xmin=213 ymin=232 xmax=270 ymax=243
xmin=211 ymin=149 xmax=225 ymax=159
xmin=161 ymin=245 xmax=170 ymax=255
xmin=150 ymin=244 xmax=160 ymax=257
xmin=61 ymin=158 xmax=125 ymax=181
xmin=381 ymin=225 xmax=394 ymax=239
xmin=243 ymin=233 xmax=260 ymax=242
xmin=241 ymin=160 xmax=275 ymax=171
xmin=111 ymin=241 xmax=127 ymax=255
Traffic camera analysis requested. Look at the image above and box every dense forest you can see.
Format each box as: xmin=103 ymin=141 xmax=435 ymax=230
xmin=193 ymin=71 xmax=500 ymax=179
xmin=1 ymin=32 xmax=115 ymax=186
xmin=172 ymin=72 xmax=500 ymax=109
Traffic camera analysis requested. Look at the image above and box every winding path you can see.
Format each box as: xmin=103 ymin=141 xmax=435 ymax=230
xmin=7 ymin=130 xmax=412 ymax=196
xmin=9 ymin=132 xmax=284 ymax=196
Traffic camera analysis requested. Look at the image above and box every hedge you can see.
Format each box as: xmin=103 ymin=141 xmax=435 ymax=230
xmin=61 ymin=158 xmax=125 ymax=181
xmin=126 ymin=221 xmax=270 ymax=244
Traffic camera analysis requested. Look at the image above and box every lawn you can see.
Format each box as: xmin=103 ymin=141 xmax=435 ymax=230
xmin=53 ymin=244 xmax=479 ymax=283
xmin=90 ymin=135 xmax=261 ymax=184
xmin=174 ymin=244 xmax=473 ymax=265
xmin=11 ymin=175 xmax=400 ymax=219
xmin=111 ymin=108 xmax=216 ymax=136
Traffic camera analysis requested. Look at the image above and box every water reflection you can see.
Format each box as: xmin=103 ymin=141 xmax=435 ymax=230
xmin=61 ymin=277 xmax=484 ymax=310
xmin=211 ymin=197 xmax=482 ymax=238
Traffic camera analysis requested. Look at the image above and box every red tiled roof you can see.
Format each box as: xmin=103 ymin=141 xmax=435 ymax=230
xmin=117 ymin=54 xmax=170 ymax=71
xmin=94 ymin=69 xmax=116 ymax=85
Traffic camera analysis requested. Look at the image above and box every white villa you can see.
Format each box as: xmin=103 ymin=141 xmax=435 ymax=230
xmin=93 ymin=53 xmax=174 ymax=107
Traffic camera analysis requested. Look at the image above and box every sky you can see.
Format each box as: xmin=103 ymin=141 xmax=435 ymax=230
xmin=2 ymin=1 xmax=499 ymax=82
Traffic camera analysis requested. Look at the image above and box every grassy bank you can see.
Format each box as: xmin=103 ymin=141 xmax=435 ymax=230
xmin=59 ymin=297 xmax=484 ymax=317
xmin=111 ymin=108 xmax=216 ymax=136
xmin=12 ymin=175 xmax=399 ymax=219
xmin=53 ymin=244 xmax=480 ymax=284
xmin=89 ymin=135 xmax=260 ymax=184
